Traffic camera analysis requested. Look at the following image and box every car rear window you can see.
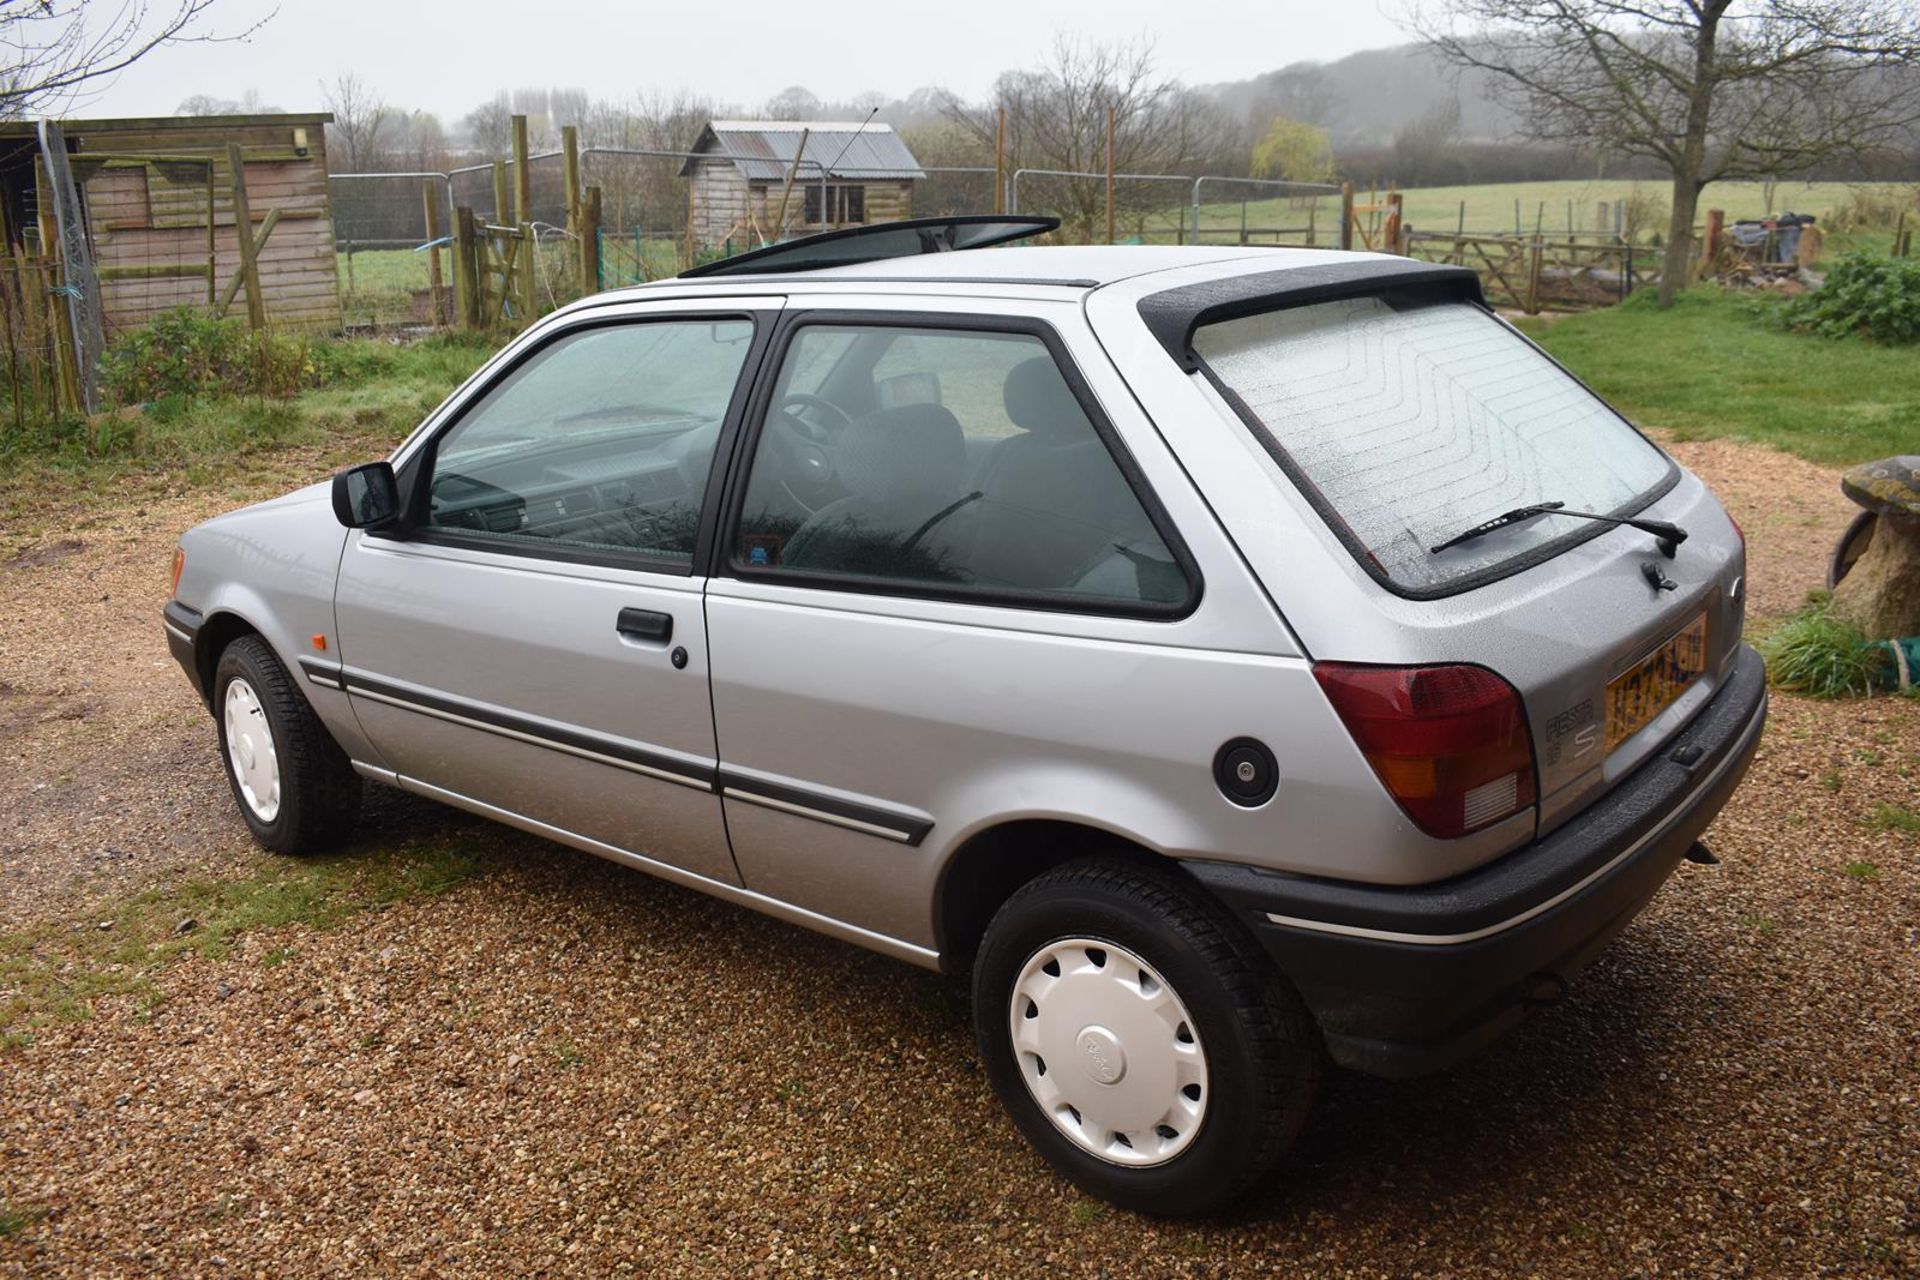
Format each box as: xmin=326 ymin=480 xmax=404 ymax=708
xmin=1191 ymin=296 xmax=1673 ymax=593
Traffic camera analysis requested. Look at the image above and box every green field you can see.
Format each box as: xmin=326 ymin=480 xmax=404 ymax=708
xmin=1515 ymin=288 xmax=1920 ymax=466
xmin=1176 ymin=179 xmax=1918 ymax=253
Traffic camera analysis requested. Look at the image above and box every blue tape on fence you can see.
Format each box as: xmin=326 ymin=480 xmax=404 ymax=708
xmin=49 ymin=284 xmax=83 ymax=298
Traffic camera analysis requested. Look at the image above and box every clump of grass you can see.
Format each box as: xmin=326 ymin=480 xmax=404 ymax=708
xmin=1868 ymin=803 xmax=1920 ymax=835
xmin=1758 ymin=604 xmax=1889 ymax=699
xmin=1843 ymin=860 xmax=1883 ymax=881
xmin=0 ymin=838 xmax=486 ymax=1032
xmin=0 ymin=1205 xmax=46 ymax=1238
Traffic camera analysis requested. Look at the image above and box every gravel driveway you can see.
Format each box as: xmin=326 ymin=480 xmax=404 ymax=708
xmin=1 ymin=435 xmax=1915 ymax=1278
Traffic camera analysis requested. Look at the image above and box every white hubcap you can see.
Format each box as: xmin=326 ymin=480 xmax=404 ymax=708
xmin=1010 ymin=938 xmax=1209 ymax=1167
xmin=223 ymin=677 xmax=281 ymax=822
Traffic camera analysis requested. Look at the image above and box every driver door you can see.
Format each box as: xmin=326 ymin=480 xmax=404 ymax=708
xmin=332 ymin=297 xmax=780 ymax=885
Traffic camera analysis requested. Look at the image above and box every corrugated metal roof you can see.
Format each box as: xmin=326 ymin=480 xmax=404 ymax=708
xmin=680 ymin=121 xmax=926 ymax=182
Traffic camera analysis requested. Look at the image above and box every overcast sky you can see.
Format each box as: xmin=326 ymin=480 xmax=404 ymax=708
xmin=83 ymin=0 xmax=1410 ymax=121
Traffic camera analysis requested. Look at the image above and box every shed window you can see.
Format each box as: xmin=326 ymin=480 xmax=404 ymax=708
xmin=803 ymin=184 xmax=865 ymax=225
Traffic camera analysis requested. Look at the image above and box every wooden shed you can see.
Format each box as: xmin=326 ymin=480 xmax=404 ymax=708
xmin=0 ymin=112 xmax=342 ymax=333
xmin=680 ymin=121 xmax=925 ymax=249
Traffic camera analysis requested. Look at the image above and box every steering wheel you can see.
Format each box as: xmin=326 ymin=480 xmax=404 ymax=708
xmin=766 ymin=393 xmax=857 ymax=508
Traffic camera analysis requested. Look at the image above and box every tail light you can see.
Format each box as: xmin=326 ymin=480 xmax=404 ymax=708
xmin=170 ymin=547 xmax=185 ymax=597
xmin=1313 ymin=663 xmax=1538 ymax=839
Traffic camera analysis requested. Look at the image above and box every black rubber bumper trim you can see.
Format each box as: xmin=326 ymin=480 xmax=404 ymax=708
xmin=1183 ymin=645 xmax=1768 ymax=1078
xmin=1187 ymin=645 xmax=1768 ymax=940
xmin=162 ymin=601 xmax=203 ymax=697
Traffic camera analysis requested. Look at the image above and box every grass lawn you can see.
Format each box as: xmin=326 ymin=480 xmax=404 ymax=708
xmin=1514 ymin=288 xmax=1920 ymax=466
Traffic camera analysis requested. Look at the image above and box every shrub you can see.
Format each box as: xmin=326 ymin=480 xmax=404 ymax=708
xmin=1780 ymin=253 xmax=1920 ymax=344
xmin=1819 ymin=186 xmax=1920 ymax=235
xmin=1759 ymin=602 xmax=1889 ymax=698
xmin=99 ymin=308 xmax=327 ymax=404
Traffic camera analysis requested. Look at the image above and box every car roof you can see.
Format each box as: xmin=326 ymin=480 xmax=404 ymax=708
xmin=588 ymin=244 xmax=1371 ymax=301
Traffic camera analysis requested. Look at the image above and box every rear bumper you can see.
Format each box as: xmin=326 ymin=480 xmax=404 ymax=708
xmin=1184 ymin=644 xmax=1768 ymax=1078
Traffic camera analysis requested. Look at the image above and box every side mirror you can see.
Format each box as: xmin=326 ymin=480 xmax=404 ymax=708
xmin=331 ymin=461 xmax=401 ymax=530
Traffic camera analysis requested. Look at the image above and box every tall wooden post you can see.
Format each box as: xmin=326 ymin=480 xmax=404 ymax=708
xmin=579 ymin=186 xmax=602 ymax=295
xmin=452 ymin=206 xmax=480 ymax=330
xmin=518 ymin=222 xmax=538 ymax=323
xmin=1104 ymin=105 xmax=1115 ymax=246
xmin=1339 ymin=182 xmax=1354 ymax=252
xmin=205 ymin=160 xmax=217 ymax=306
xmin=562 ymin=125 xmax=581 ymax=228
xmin=422 ymin=179 xmax=445 ymax=324
xmin=491 ymin=160 xmax=510 ymax=227
xmin=511 ymin=115 xmax=531 ymax=226
xmin=994 ymin=107 xmax=1007 ymax=214
xmin=1384 ymin=190 xmax=1404 ymax=256
xmin=1525 ymin=238 xmax=1544 ymax=314
xmin=225 ymin=143 xmax=266 ymax=330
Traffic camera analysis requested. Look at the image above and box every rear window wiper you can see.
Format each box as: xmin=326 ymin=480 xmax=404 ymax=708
xmin=1430 ymin=501 xmax=1687 ymax=558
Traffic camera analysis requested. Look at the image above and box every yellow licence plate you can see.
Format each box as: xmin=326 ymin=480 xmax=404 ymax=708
xmin=1607 ymin=612 xmax=1709 ymax=750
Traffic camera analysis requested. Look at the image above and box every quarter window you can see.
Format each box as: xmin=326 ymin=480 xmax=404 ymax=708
xmin=425 ymin=319 xmax=754 ymax=565
xmin=732 ymin=324 xmax=1187 ymax=609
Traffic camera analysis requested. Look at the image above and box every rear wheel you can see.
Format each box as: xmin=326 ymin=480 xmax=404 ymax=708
xmin=213 ymin=636 xmax=361 ymax=853
xmin=972 ymin=858 xmax=1320 ymax=1215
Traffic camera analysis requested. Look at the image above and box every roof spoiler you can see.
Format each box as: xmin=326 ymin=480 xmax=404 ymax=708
xmin=1137 ymin=259 xmax=1488 ymax=372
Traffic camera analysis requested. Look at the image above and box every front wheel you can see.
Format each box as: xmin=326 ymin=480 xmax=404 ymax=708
xmin=972 ymin=858 xmax=1321 ymax=1216
xmin=213 ymin=635 xmax=361 ymax=853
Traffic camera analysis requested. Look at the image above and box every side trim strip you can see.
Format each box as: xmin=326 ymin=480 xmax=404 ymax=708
xmin=298 ymin=657 xmax=346 ymax=689
xmin=398 ymin=773 xmax=942 ymax=970
xmin=345 ymin=678 xmax=714 ymax=792
xmin=718 ymin=769 xmax=933 ymax=846
xmin=335 ymin=669 xmax=934 ymax=843
xmin=1263 ymin=697 xmax=1766 ymax=947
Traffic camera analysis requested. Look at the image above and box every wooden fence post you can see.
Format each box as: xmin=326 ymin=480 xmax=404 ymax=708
xmin=1525 ymin=237 xmax=1544 ymax=314
xmin=994 ymin=107 xmax=1006 ymax=214
xmin=512 ymin=115 xmax=531 ymax=227
xmin=1384 ymin=190 xmax=1404 ymax=255
xmin=491 ymin=161 xmax=510 ymax=228
xmin=452 ymin=206 xmax=480 ymax=330
xmin=563 ymin=125 xmax=581 ymax=230
xmin=518 ymin=222 xmax=538 ymax=323
xmin=1339 ymin=182 xmax=1354 ymax=252
xmin=579 ymin=186 xmax=602 ymax=295
xmin=225 ymin=143 xmax=266 ymax=330
xmin=423 ymin=180 xmax=445 ymax=324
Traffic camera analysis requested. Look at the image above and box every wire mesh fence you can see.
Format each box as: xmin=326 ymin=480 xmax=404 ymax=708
xmin=326 ymin=146 xmax=1352 ymax=332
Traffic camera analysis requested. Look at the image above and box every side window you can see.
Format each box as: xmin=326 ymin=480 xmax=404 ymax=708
xmin=426 ymin=319 xmax=754 ymax=565
xmin=733 ymin=324 xmax=1188 ymax=610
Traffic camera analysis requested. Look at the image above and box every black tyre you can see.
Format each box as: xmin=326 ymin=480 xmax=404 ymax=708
xmin=212 ymin=635 xmax=361 ymax=853
xmin=972 ymin=857 xmax=1320 ymax=1216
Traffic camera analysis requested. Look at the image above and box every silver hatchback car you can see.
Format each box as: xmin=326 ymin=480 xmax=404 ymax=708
xmin=164 ymin=217 xmax=1766 ymax=1214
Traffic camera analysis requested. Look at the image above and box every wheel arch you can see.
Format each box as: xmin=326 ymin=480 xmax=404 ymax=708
xmin=933 ymin=818 xmax=1186 ymax=976
xmin=193 ymin=609 xmax=265 ymax=705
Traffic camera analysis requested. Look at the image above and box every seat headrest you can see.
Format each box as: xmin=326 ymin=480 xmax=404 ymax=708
xmin=834 ymin=403 xmax=966 ymax=506
xmin=1002 ymin=356 xmax=1088 ymax=439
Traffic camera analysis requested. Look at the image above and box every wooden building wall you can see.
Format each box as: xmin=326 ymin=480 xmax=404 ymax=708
xmin=64 ymin=116 xmax=341 ymax=332
xmin=687 ymin=166 xmax=916 ymax=248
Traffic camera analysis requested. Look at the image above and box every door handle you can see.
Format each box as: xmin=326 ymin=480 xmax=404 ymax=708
xmin=616 ymin=607 xmax=673 ymax=645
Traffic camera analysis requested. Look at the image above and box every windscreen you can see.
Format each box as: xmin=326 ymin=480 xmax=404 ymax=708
xmin=1192 ymin=297 xmax=1672 ymax=592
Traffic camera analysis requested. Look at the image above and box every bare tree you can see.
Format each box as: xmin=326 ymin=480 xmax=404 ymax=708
xmin=1416 ymin=0 xmax=1920 ymax=305
xmin=322 ymin=73 xmax=391 ymax=171
xmin=2 ymin=0 xmax=266 ymax=119
xmin=462 ymin=91 xmax=515 ymax=155
xmin=940 ymin=37 xmax=1230 ymax=239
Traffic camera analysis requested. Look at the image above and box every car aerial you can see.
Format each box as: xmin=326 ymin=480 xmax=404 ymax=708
xmin=163 ymin=216 xmax=1766 ymax=1215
